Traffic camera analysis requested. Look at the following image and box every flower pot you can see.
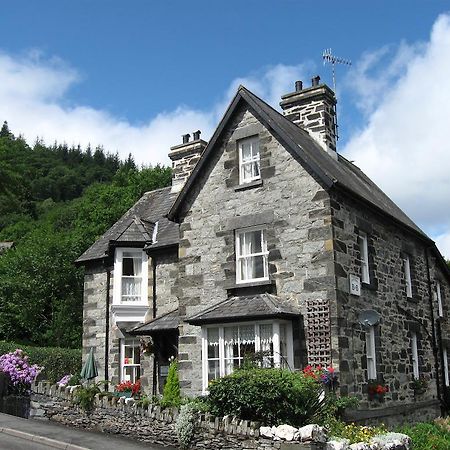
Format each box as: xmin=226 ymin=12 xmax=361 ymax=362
xmin=116 ymin=391 xmax=132 ymax=398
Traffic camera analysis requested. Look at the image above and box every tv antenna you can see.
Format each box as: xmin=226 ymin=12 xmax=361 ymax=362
xmin=322 ymin=48 xmax=352 ymax=93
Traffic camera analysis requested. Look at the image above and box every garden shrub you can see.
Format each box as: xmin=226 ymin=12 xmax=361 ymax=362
xmin=0 ymin=341 xmax=81 ymax=383
xmin=175 ymin=403 xmax=197 ymax=449
xmin=398 ymin=422 xmax=450 ymax=450
xmin=207 ymin=368 xmax=324 ymax=426
xmin=161 ymin=359 xmax=181 ymax=407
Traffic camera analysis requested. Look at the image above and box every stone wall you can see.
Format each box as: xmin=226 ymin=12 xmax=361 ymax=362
xmin=31 ymin=382 xmax=319 ymax=450
xmin=175 ymin=105 xmax=337 ymax=395
xmin=82 ymin=264 xmax=109 ymax=379
xmin=330 ymin=189 xmax=445 ymax=418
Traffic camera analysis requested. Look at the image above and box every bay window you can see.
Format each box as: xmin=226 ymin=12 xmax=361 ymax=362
xmin=238 ymin=136 xmax=260 ymax=184
xmin=113 ymin=248 xmax=148 ymax=304
xmin=236 ymin=228 xmax=269 ymax=283
xmin=201 ymin=320 xmax=293 ymax=392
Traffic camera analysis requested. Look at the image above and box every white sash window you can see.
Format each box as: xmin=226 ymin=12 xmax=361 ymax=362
xmin=239 ymin=137 xmax=260 ymax=184
xmin=411 ymin=332 xmax=419 ymax=379
xmin=236 ymin=228 xmax=269 ymax=283
xmin=366 ymin=326 xmax=377 ymax=380
xmin=113 ymin=248 xmax=148 ymax=305
xmin=201 ymin=320 xmax=294 ymax=393
xmin=120 ymin=339 xmax=141 ymax=382
xmin=358 ymin=232 xmax=370 ymax=284
xmin=444 ymin=347 xmax=449 ymax=387
xmin=403 ymin=255 xmax=413 ymax=298
xmin=437 ymin=281 xmax=443 ymax=318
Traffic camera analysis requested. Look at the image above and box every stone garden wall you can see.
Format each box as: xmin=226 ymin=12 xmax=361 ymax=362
xmin=31 ymin=382 xmax=322 ymax=450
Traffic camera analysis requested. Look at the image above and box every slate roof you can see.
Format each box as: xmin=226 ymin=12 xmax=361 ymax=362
xmin=186 ymin=294 xmax=300 ymax=325
xmin=130 ymin=309 xmax=180 ymax=335
xmin=76 ymin=187 xmax=179 ymax=264
xmin=168 ymin=85 xmax=428 ymax=240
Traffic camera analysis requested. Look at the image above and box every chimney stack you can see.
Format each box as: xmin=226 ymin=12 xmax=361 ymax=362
xmin=280 ymin=77 xmax=337 ymax=158
xmin=169 ymin=131 xmax=207 ymax=193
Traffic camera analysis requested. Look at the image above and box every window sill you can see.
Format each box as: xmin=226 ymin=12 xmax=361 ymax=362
xmin=235 ymin=179 xmax=263 ymax=191
xmin=226 ymin=278 xmax=275 ymax=291
xmin=362 ymin=280 xmax=378 ymax=291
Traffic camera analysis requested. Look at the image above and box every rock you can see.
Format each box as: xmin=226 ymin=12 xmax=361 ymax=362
xmin=274 ymin=424 xmax=298 ymax=441
xmin=349 ymin=443 xmax=373 ymax=450
xmin=372 ymin=432 xmax=411 ymax=450
xmin=295 ymin=424 xmax=327 ymax=443
xmin=326 ymin=438 xmax=351 ymax=450
xmin=260 ymin=426 xmax=274 ymax=439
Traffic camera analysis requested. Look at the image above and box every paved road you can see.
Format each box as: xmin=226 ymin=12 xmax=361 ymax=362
xmin=0 ymin=432 xmax=53 ymax=449
xmin=0 ymin=413 xmax=177 ymax=450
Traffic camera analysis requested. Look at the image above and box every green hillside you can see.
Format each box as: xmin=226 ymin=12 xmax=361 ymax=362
xmin=0 ymin=121 xmax=171 ymax=348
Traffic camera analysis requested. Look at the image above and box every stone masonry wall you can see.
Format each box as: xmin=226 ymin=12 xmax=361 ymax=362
xmin=175 ymin=105 xmax=337 ymax=396
xmin=82 ymin=264 xmax=109 ymax=379
xmin=330 ymin=189 xmax=445 ymax=418
xmin=31 ymin=382 xmax=317 ymax=450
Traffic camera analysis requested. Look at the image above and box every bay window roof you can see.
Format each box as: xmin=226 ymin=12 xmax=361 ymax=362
xmin=186 ymin=293 xmax=299 ymax=326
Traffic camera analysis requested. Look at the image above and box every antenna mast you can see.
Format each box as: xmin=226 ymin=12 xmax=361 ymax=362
xmin=322 ymin=48 xmax=352 ymax=92
xmin=322 ymin=49 xmax=352 ymax=143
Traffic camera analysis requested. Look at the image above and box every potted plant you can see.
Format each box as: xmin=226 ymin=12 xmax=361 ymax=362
xmin=115 ymin=379 xmax=141 ymax=398
xmin=412 ymin=375 xmax=429 ymax=395
xmin=368 ymin=380 xmax=389 ymax=402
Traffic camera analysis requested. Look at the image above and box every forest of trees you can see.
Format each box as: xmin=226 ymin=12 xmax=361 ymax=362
xmin=0 ymin=121 xmax=171 ymax=348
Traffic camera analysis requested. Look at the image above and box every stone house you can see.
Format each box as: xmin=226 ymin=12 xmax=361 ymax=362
xmin=76 ymin=77 xmax=450 ymax=423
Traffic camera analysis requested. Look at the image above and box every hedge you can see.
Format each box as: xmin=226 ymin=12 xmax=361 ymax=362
xmin=207 ymin=368 xmax=324 ymax=426
xmin=0 ymin=341 xmax=81 ymax=383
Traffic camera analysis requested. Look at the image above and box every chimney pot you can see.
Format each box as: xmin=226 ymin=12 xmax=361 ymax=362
xmin=193 ymin=130 xmax=201 ymax=141
xmin=311 ymin=76 xmax=321 ymax=87
xmin=295 ymin=80 xmax=303 ymax=92
xmin=182 ymin=133 xmax=190 ymax=144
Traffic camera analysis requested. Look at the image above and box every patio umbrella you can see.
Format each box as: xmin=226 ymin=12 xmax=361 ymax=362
xmin=80 ymin=347 xmax=98 ymax=381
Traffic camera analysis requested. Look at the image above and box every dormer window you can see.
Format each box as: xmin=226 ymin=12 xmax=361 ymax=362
xmin=239 ymin=136 xmax=260 ymax=184
xmin=236 ymin=228 xmax=268 ymax=283
xmin=113 ymin=248 xmax=148 ymax=305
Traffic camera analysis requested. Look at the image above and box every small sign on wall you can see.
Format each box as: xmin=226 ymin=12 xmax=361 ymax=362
xmin=349 ymin=274 xmax=361 ymax=296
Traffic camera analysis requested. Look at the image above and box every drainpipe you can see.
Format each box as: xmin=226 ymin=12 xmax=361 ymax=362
xmin=152 ymin=255 xmax=158 ymax=396
xmin=425 ymin=247 xmax=442 ymax=408
xmin=105 ymin=265 xmax=111 ymax=384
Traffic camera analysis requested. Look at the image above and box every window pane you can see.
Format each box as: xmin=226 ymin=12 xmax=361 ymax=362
xmin=123 ymin=257 xmax=135 ymax=276
xmin=252 ymin=161 xmax=260 ymax=178
xmin=252 ymin=255 xmax=265 ymax=279
xmin=122 ymin=278 xmax=141 ymax=301
xmin=248 ymin=230 xmax=262 ymax=254
xmin=208 ymin=360 xmax=220 ymax=382
xmin=251 ymin=140 xmax=260 ymax=158
xmin=241 ymin=142 xmax=252 ymax=161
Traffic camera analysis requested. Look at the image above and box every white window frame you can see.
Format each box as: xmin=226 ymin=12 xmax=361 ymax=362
xmin=120 ymin=338 xmax=141 ymax=383
xmin=238 ymin=136 xmax=260 ymax=184
xmin=411 ymin=332 xmax=419 ymax=379
xmin=404 ymin=255 xmax=413 ymax=298
xmin=358 ymin=232 xmax=370 ymax=284
xmin=201 ymin=320 xmax=294 ymax=393
xmin=437 ymin=281 xmax=443 ymax=318
xmin=444 ymin=347 xmax=449 ymax=387
xmin=366 ymin=326 xmax=377 ymax=380
xmin=113 ymin=247 xmax=148 ymax=305
xmin=235 ymin=227 xmax=269 ymax=284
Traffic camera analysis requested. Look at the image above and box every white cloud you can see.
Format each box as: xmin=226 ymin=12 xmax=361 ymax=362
xmin=0 ymin=52 xmax=308 ymax=167
xmin=342 ymin=14 xmax=450 ymax=258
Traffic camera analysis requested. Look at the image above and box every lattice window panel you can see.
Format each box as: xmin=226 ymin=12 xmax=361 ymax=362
xmin=305 ymin=298 xmax=331 ymax=366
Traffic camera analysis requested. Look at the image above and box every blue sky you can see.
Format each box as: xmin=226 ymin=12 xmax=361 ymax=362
xmin=1 ymin=1 xmax=450 ymax=256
